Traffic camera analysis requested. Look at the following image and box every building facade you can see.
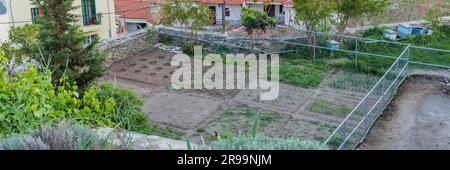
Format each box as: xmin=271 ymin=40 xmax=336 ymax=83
xmin=198 ymin=0 xmax=292 ymax=26
xmin=0 ymin=0 xmax=116 ymax=42
xmin=115 ymin=0 xmax=163 ymax=34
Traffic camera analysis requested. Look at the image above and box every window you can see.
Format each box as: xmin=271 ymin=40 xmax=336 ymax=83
xmin=149 ymin=4 xmax=160 ymax=13
xmin=82 ymin=0 xmax=97 ymax=26
xmin=225 ymin=8 xmax=230 ymax=17
xmin=31 ymin=8 xmax=41 ymax=24
xmin=84 ymin=34 xmax=97 ymax=45
xmin=280 ymin=5 xmax=284 ymax=14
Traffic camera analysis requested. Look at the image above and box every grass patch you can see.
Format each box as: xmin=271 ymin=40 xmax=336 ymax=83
xmin=328 ymin=71 xmax=381 ymax=93
xmin=361 ymin=25 xmax=450 ymax=68
xmin=278 ymin=56 xmax=331 ymax=87
xmin=309 ymin=99 xmax=352 ymax=118
xmin=151 ymin=124 xmax=186 ymax=140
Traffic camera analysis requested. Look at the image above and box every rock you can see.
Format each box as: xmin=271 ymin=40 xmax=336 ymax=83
xmin=95 ymin=128 xmax=193 ymax=150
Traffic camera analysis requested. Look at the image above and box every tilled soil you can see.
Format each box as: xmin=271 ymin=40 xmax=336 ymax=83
xmin=99 ymin=47 xmax=367 ymax=144
xmin=360 ymin=75 xmax=450 ymax=150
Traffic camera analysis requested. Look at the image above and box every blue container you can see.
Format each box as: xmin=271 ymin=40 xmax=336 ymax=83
xmin=327 ymin=40 xmax=340 ymax=51
xmin=412 ymin=27 xmax=428 ymax=35
xmin=397 ymin=24 xmax=413 ymax=38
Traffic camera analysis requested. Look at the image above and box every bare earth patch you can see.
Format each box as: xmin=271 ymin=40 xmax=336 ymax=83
xmin=144 ymin=92 xmax=223 ymax=129
xmin=360 ymin=75 xmax=450 ymax=150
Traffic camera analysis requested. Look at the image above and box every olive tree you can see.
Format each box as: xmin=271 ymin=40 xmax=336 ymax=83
xmin=335 ymin=0 xmax=388 ymax=39
xmin=161 ymin=0 xmax=211 ymax=47
xmin=292 ymin=0 xmax=336 ymax=46
xmin=240 ymin=6 xmax=276 ymax=50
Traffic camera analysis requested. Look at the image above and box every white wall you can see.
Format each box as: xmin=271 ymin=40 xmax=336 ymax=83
xmin=211 ymin=4 xmax=242 ymax=25
xmin=0 ymin=0 xmax=8 ymax=42
xmin=284 ymin=5 xmax=304 ymax=29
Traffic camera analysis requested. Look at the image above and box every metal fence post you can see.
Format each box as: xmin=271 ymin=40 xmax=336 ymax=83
xmin=313 ymin=32 xmax=317 ymax=62
xmin=355 ymin=38 xmax=359 ymax=68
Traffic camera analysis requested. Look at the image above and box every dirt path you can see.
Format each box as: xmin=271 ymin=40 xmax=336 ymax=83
xmin=360 ymin=75 xmax=450 ymax=150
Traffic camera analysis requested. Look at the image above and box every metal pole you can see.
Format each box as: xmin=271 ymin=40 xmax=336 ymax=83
xmin=313 ymin=32 xmax=316 ymax=62
xmin=355 ymin=38 xmax=358 ymax=68
xmin=107 ymin=0 xmax=113 ymax=38
xmin=9 ymin=0 xmax=14 ymax=27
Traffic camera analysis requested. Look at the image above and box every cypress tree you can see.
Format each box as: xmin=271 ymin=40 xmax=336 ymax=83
xmin=32 ymin=0 xmax=105 ymax=89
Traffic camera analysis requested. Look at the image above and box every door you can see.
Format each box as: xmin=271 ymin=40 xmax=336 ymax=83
xmin=209 ymin=6 xmax=216 ymax=25
xmin=264 ymin=5 xmax=275 ymax=17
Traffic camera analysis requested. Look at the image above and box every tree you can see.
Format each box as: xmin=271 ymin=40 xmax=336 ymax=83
xmin=240 ymin=6 xmax=276 ymax=50
xmin=31 ymin=0 xmax=105 ymax=89
xmin=425 ymin=4 xmax=444 ymax=30
xmin=161 ymin=0 xmax=211 ymax=48
xmin=335 ymin=0 xmax=388 ymax=39
xmin=292 ymin=0 xmax=335 ymax=45
xmin=0 ymin=24 xmax=40 ymax=65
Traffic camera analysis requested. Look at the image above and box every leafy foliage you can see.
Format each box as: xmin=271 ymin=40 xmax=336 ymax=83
xmin=96 ymin=83 xmax=155 ymax=134
xmin=0 ymin=24 xmax=40 ymax=65
xmin=425 ymin=4 xmax=444 ymax=29
xmin=240 ymin=6 xmax=276 ymax=36
xmin=146 ymin=27 xmax=158 ymax=41
xmin=0 ymin=51 xmax=117 ymax=136
xmin=161 ymin=0 xmax=211 ymax=47
xmin=335 ymin=0 xmax=388 ymax=36
xmin=29 ymin=0 xmax=105 ymax=89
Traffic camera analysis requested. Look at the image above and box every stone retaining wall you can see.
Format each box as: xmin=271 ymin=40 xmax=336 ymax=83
xmin=98 ymin=29 xmax=157 ymax=67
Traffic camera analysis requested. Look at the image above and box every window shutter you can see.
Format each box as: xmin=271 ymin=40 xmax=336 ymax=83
xmin=91 ymin=0 xmax=97 ymax=23
xmin=82 ymin=0 xmax=89 ymax=25
xmin=31 ymin=8 xmax=38 ymax=24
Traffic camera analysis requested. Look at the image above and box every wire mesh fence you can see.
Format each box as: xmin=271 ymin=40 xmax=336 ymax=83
xmin=156 ymin=26 xmax=447 ymax=149
xmin=323 ymin=45 xmax=410 ymax=150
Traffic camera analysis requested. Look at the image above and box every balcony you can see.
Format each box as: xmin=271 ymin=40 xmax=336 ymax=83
xmin=83 ymin=13 xmax=102 ymax=26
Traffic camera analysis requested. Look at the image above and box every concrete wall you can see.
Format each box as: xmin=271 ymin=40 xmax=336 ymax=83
xmin=209 ymin=4 xmax=242 ymax=25
xmin=3 ymin=0 xmax=116 ymax=40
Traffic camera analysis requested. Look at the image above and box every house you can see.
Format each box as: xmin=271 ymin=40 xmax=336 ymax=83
xmin=115 ymin=0 xmax=163 ymax=34
xmin=0 ymin=0 xmax=8 ymax=41
xmin=199 ymin=0 xmax=244 ymax=26
xmin=245 ymin=0 xmax=288 ymax=25
xmin=198 ymin=0 xmax=291 ymax=26
xmin=0 ymin=0 xmax=116 ymax=43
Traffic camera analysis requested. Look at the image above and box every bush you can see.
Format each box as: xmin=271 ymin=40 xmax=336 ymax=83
xmin=0 ymin=51 xmax=118 ymax=136
xmin=181 ymin=43 xmax=194 ymax=55
xmin=146 ymin=27 xmax=158 ymax=41
xmin=197 ymin=135 xmax=327 ymax=150
xmin=96 ymin=83 xmax=154 ymax=134
xmin=0 ymin=122 xmax=132 ymax=150
xmin=361 ymin=27 xmax=386 ymax=39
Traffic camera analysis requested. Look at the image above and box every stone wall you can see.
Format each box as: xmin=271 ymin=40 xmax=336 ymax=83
xmin=155 ymin=25 xmax=280 ymax=53
xmin=98 ymin=29 xmax=157 ymax=67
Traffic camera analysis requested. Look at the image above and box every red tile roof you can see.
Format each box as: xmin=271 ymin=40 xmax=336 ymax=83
xmin=196 ymin=0 xmax=291 ymax=5
xmin=115 ymin=0 xmax=162 ymax=23
xmin=198 ymin=0 xmax=245 ymax=5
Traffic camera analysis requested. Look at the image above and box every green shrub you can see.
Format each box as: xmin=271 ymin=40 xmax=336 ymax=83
xmin=197 ymin=135 xmax=327 ymax=150
xmin=146 ymin=27 xmax=158 ymax=41
xmin=0 ymin=122 xmax=128 ymax=150
xmin=96 ymin=83 xmax=154 ymax=134
xmin=361 ymin=27 xmax=386 ymax=39
xmin=181 ymin=43 xmax=194 ymax=55
xmin=0 ymin=51 xmax=118 ymax=136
